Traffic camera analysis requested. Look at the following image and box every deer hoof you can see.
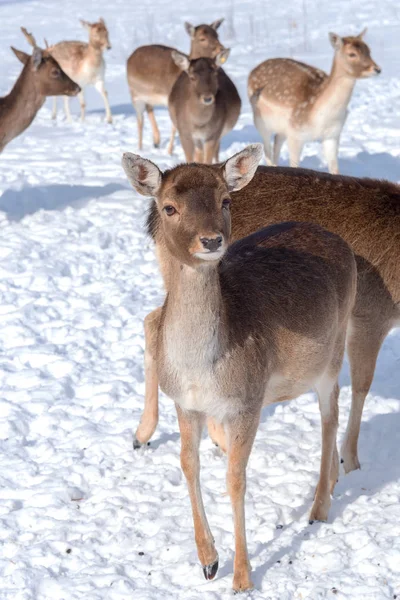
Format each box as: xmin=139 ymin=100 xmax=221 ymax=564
xmin=203 ymin=558 xmax=219 ymax=580
xmin=133 ymin=438 xmax=150 ymax=450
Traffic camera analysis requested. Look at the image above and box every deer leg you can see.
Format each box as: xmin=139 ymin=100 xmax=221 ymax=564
xmin=214 ymin=142 xmax=220 ymax=164
xmin=78 ymin=90 xmax=86 ymax=122
xmin=133 ymin=100 xmax=145 ymax=150
xmin=180 ymin=135 xmax=195 ymax=162
xmin=253 ymin=109 xmax=273 ymax=165
xmin=176 ymin=406 xmax=218 ymax=578
xmin=167 ymin=125 xmax=177 ymax=155
xmin=95 ymin=79 xmax=112 ymax=124
xmin=322 ymin=138 xmax=340 ymax=174
xmin=341 ymin=317 xmax=390 ymax=473
xmin=287 ymin=137 xmax=304 ymax=169
xmin=63 ymin=96 xmax=72 ymax=122
xmin=310 ymin=375 xmax=339 ymax=523
xmin=207 ymin=418 xmax=227 ymax=453
xmin=203 ymin=139 xmax=218 ymax=165
xmin=134 ymin=307 xmax=161 ymax=449
xmin=273 ymin=133 xmax=286 ymax=166
xmin=194 ymin=141 xmax=204 ymax=163
xmin=225 ymin=409 xmax=261 ymax=592
xmin=52 ymin=97 xmax=57 ymax=120
xmin=146 ymin=105 xmax=160 ymax=148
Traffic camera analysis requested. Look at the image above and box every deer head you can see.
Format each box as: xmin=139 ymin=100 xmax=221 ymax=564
xmin=329 ymin=29 xmax=381 ymax=78
xmin=184 ymin=20 xmax=226 ymax=60
xmin=171 ymin=50 xmax=230 ymax=105
xmin=122 ymin=144 xmax=263 ymax=267
xmin=81 ymin=18 xmax=111 ymax=50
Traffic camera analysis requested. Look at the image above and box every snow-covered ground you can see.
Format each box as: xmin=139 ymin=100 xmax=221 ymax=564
xmin=0 ymin=0 xmax=399 ymax=598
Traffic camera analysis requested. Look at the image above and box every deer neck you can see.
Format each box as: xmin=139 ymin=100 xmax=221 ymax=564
xmin=314 ymin=56 xmax=356 ymax=120
xmin=162 ymin=256 xmax=225 ymax=373
xmin=87 ymin=41 xmax=104 ymax=60
xmin=0 ymin=64 xmax=45 ymax=147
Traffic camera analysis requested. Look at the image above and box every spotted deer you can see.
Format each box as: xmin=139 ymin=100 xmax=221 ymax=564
xmin=122 ymin=145 xmax=357 ymax=591
xmin=48 ymin=18 xmax=112 ymax=123
xmin=126 ymin=20 xmax=226 ymax=150
xmin=0 ymin=28 xmax=80 ymax=153
xmin=133 ymin=162 xmax=400 ymax=478
xmin=167 ymin=50 xmax=241 ymax=162
xmin=248 ymin=29 xmax=381 ymax=173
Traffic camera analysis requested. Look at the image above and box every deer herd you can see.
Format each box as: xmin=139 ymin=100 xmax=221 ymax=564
xmin=1 ymin=14 xmax=399 ymax=594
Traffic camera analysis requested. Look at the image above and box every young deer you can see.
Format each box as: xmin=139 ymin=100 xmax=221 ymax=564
xmin=122 ymin=145 xmax=357 ymax=591
xmin=248 ymin=29 xmax=381 ymax=173
xmin=168 ymin=51 xmax=241 ymax=162
xmin=134 ymin=164 xmax=400 ymax=476
xmin=48 ymin=19 xmax=112 ymax=123
xmin=0 ymin=29 xmax=80 ymax=153
xmin=126 ymin=20 xmax=226 ymax=150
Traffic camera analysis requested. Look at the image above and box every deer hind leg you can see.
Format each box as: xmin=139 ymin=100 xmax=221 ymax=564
xmin=52 ymin=97 xmax=58 ymax=120
xmin=63 ymin=96 xmax=72 ymax=122
xmin=78 ymin=90 xmax=86 ymax=122
xmin=273 ymin=133 xmax=286 ymax=166
xmin=207 ymin=418 xmax=227 ymax=453
xmin=341 ymin=317 xmax=390 ymax=473
xmin=176 ymin=406 xmax=218 ymax=578
xmin=310 ymin=373 xmax=340 ymax=523
xmin=322 ymin=137 xmax=340 ymax=174
xmin=253 ymin=109 xmax=273 ymax=166
xmin=134 ymin=307 xmax=161 ymax=448
xmin=94 ymin=79 xmax=112 ymax=124
xmin=145 ymin=105 xmax=160 ymax=148
xmin=287 ymin=136 xmax=304 ymax=169
xmin=132 ymin=99 xmax=145 ymax=150
xmin=167 ymin=125 xmax=176 ymax=155
xmin=225 ymin=409 xmax=261 ymax=592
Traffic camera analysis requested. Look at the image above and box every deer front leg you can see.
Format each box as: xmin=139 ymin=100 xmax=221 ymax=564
xmin=78 ymin=90 xmax=86 ymax=122
xmin=203 ymin=139 xmax=219 ymax=165
xmin=146 ymin=105 xmax=160 ymax=148
xmin=287 ymin=136 xmax=304 ymax=169
xmin=176 ymin=406 xmax=219 ymax=579
xmin=52 ymin=97 xmax=58 ymax=120
xmin=63 ymin=96 xmax=72 ymax=122
xmin=134 ymin=307 xmax=161 ymax=448
xmin=180 ymin=135 xmax=195 ymax=162
xmin=322 ymin=138 xmax=340 ymax=174
xmin=225 ymin=408 xmax=261 ymax=592
xmin=95 ymin=79 xmax=112 ymax=124
xmin=167 ymin=125 xmax=177 ymax=155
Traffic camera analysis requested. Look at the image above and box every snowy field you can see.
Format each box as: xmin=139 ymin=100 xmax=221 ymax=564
xmin=0 ymin=0 xmax=400 ymax=598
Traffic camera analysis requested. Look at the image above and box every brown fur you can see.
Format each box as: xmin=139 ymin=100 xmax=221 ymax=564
xmin=248 ymin=30 xmax=380 ymax=173
xmin=122 ymin=146 xmax=357 ymax=590
xmin=126 ymin=20 xmax=227 ymax=149
xmin=0 ymin=35 xmax=79 ymax=153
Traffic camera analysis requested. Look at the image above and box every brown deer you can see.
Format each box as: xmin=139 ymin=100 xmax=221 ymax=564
xmin=168 ymin=50 xmax=241 ymax=162
xmin=248 ymin=29 xmax=381 ymax=173
xmin=0 ymin=28 xmax=80 ymax=154
xmin=126 ymin=20 xmax=226 ymax=150
xmin=48 ymin=19 xmax=112 ymax=123
xmin=122 ymin=145 xmax=357 ymax=591
xmin=134 ymin=164 xmax=400 ymax=477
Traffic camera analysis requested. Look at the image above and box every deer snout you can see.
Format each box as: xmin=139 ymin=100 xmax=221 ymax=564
xmin=68 ymin=83 xmax=81 ymax=96
xmin=107 ymin=44 xmax=112 ymax=50
xmin=202 ymin=95 xmax=215 ymax=106
xmin=200 ymin=235 xmax=223 ymax=252
xmin=374 ymin=65 xmax=381 ymax=74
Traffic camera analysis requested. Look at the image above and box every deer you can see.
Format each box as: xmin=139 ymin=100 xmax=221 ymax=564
xmin=126 ymin=19 xmax=227 ymax=151
xmin=248 ymin=29 xmax=381 ymax=174
xmin=48 ymin=18 xmax=112 ymax=123
xmin=122 ymin=144 xmax=357 ymax=591
xmin=133 ymin=162 xmax=400 ymax=478
xmin=0 ymin=28 xmax=80 ymax=154
xmin=167 ymin=50 xmax=241 ymax=162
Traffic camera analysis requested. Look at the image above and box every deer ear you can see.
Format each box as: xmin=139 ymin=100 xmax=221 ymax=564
xmin=11 ymin=46 xmax=29 ymax=65
xmin=171 ymin=50 xmax=190 ymax=71
xmin=329 ymin=32 xmax=343 ymax=50
xmin=222 ymin=144 xmax=263 ymax=192
xmin=32 ymin=47 xmax=43 ymax=70
xmin=210 ymin=18 xmax=224 ymax=30
xmin=184 ymin=22 xmax=195 ymax=38
xmin=122 ymin=153 xmax=162 ymax=197
xmin=358 ymin=27 xmax=367 ymax=39
xmin=80 ymin=20 xmax=91 ymax=31
xmin=215 ymin=48 xmax=230 ymax=66
xmin=99 ymin=17 xmax=105 ymax=24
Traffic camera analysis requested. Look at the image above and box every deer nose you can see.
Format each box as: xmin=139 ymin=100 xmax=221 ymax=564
xmin=200 ymin=235 xmax=223 ymax=252
xmin=374 ymin=66 xmax=381 ymax=74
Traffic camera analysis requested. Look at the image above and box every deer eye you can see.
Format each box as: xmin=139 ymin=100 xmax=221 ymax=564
xmin=51 ymin=68 xmax=61 ymax=78
xmin=199 ymin=38 xmax=206 ymax=42
xmin=222 ymin=198 xmax=231 ymax=209
xmin=348 ymin=52 xmax=357 ymax=58
xmin=164 ymin=205 xmax=177 ymax=216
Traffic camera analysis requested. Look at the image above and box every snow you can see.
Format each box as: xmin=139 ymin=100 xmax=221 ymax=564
xmin=0 ymin=0 xmax=399 ymax=598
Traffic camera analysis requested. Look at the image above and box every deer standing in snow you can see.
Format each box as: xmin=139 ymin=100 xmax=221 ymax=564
xmin=0 ymin=28 xmax=80 ymax=153
xmin=126 ymin=20 xmax=227 ymax=150
xmin=122 ymin=145 xmax=357 ymax=591
xmin=168 ymin=50 xmax=241 ymax=162
xmin=248 ymin=29 xmax=381 ymax=173
xmin=48 ymin=18 xmax=112 ymax=123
